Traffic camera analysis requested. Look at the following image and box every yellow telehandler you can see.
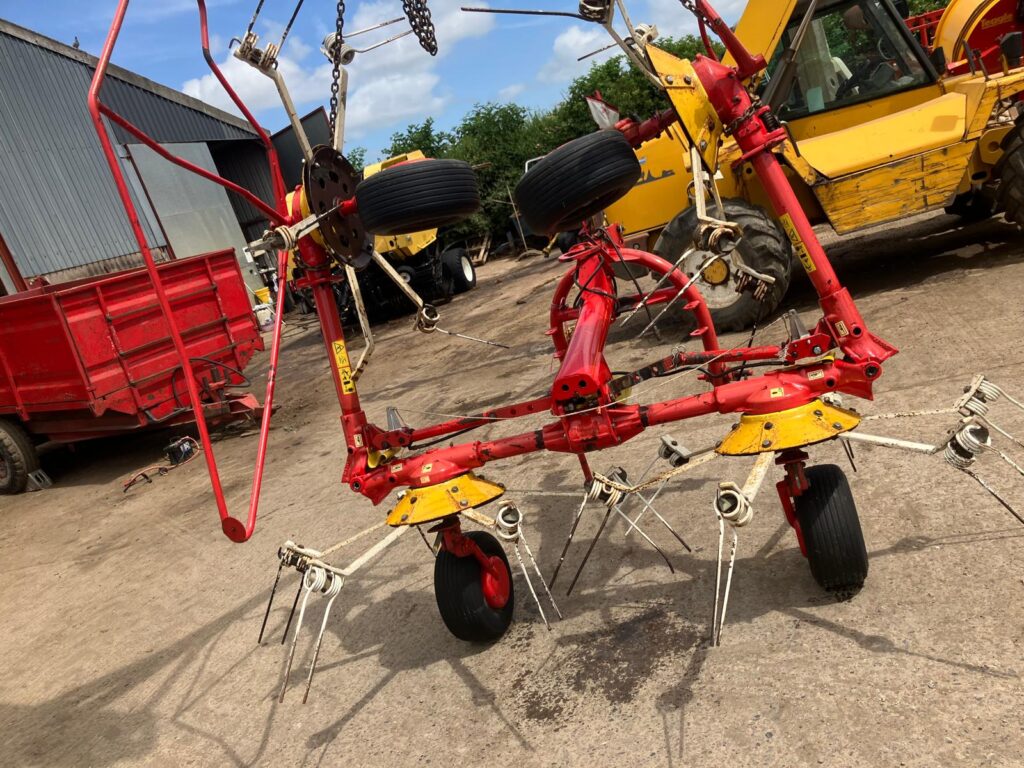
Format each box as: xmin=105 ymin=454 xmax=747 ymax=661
xmin=602 ymin=0 xmax=1024 ymax=329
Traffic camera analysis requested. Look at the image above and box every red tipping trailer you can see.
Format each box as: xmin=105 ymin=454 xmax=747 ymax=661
xmin=0 ymin=249 xmax=263 ymax=493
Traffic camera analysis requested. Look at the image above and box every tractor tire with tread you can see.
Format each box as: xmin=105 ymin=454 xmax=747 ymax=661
xmin=0 ymin=419 xmax=39 ymax=495
xmin=654 ymin=199 xmax=792 ymax=332
xmin=794 ymin=464 xmax=868 ymax=596
xmin=997 ymin=122 xmax=1024 ymax=227
xmin=442 ymin=248 xmax=476 ymax=294
xmin=356 ymin=159 xmax=480 ymax=235
xmin=434 ymin=530 xmax=514 ymax=642
xmin=514 ymin=130 xmax=641 ymax=236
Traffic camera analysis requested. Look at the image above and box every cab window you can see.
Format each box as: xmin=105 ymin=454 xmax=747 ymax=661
xmin=763 ymin=0 xmax=933 ymax=120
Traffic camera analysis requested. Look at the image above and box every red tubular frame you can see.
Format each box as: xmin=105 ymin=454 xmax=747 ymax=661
xmin=89 ymin=0 xmax=292 ymax=542
xmin=89 ymin=0 xmax=898 ymax=543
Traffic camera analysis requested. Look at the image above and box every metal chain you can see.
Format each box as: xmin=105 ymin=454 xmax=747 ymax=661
xmin=329 ymin=0 xmax=345 ymax=134
xmin=402 ymin=0 xmax=438 ymax=55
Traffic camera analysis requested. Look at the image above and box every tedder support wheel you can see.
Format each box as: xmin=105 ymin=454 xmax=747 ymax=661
xmin=0 ymin=419 xmax=39 ymax=495
xmin=654 ymin=198 xmax=792 ymax=332
xmin=441 ymin=248 xmax=476 ymax=294
xmin=514 ymin=130 xmax=641 ymax=236
xmin=356 ymin=159 xmax=480 ymax=235
xmin=794 ymin=465 xmax=869 ymax=596
xmin=434 ymin=530 xmax=515 ymax=642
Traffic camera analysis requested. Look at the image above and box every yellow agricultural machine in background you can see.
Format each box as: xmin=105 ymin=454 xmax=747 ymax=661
xmin=602 ymin=0 xmax=1024 ymax=330
xmin=293 ymin=150 xmax=478 ymax=320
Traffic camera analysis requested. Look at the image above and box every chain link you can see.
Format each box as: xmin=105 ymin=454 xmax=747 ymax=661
xmin=403 ymin=0 xmax=438 ymax=56
xmin=329 ymin=0 xmax=345 ymax=135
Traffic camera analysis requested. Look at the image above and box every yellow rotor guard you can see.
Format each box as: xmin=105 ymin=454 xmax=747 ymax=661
xmin=716 ymin=400 xmax=861 ymax=456
xmin=387 ymin=472 xmax=505 ymax=527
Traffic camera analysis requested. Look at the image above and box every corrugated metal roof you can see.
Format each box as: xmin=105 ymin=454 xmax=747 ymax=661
xmin=0 ymin=18 xmax=266 ymax=282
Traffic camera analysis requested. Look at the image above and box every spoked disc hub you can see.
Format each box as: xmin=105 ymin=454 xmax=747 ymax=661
xmin=302 ymin=145 xmax=372 ymax=269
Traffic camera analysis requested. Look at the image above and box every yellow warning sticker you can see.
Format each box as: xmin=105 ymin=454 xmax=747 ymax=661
xmin=770 ymin=387 xmax=785 ymax=398
xmin=332 ymin=339 xmax=356 ymax=394
xmin=779 ymin=214 xmax=816 ymax=274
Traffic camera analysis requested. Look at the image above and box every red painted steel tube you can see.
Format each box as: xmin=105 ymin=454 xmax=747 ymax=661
xmin=89 ymin=0 xmax=293 ymax=542
xmin=552 ymin=255 xmax=615 ymax=401
xmin=388 ymin=396 xmax=552 ymax=448
xmin=100 ymin=106 xmax=285 ymax=225
xmin=696 ymin=0 xmax=765 ymax=80
xmin=196 ymin=1 xmax=288 ymax=210
xmin=691 ymin=52 xmax=897 ymax=367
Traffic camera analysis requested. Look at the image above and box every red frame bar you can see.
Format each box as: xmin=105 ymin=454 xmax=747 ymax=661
xmin=88 ymin=0 xmax=293 ymax=542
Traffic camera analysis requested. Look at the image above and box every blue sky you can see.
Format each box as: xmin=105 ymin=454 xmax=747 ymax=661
xmin=0 ymin=0 xmax=743 ymax=160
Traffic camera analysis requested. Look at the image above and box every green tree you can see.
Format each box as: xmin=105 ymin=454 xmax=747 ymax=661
xmin=542 ymin=35 xmax=722 ymax=148
xmin=346 ymin=146 xmax=366 ymax=173
xmin=382 ymin=117 xmax=454 ymax=159
xmin=908 ymin=0 xmax=949 ymax=14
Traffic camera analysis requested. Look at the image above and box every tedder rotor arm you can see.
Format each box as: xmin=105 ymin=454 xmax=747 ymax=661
xmin=89 ymin=0 xmax=294 ymax=542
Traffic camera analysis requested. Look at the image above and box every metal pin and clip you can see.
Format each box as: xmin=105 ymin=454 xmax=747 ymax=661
xmin=710 ymin=452 xmax=774 ymax=646
xmin=415 ymin=304 xmax=510 ymax=349
xmin=494 ymin=503 xmax=562 ymax=629
xmin=258 ymin=527 xmax=408 ymax=703
xmin=839 ymin=375 xmax=1024 ymax=526
xmin=551 ymin=437 xmax=702 ymax=595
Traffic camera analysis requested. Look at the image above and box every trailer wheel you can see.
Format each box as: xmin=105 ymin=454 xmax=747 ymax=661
xmin=0 ymin=419 xmax=39 ymax=495
xmin=434 ymin=531 xmax=514 ymax=642
xmin=442 ymin=248 xmax=476 ymax=293
xmin=794 ymin=465 xmax=868 ymax=597
xmin=514 ymin=130 xmax=641 ymax=236
xmin=356 ymin=159 xmax=480 ymax=235
xmin=654 ymin=199 xmax=792 ymax=332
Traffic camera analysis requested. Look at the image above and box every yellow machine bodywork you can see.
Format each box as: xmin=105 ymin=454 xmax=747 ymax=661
xmin=386 ymin=472 xmax=506 ymax=527
xmin=362 ymin=150 xmax=439 ymax=259
xmin=606 ymin=0 xmax=1024 ymax=246
xmin=716 ymin=399 xmax=862 ymax=456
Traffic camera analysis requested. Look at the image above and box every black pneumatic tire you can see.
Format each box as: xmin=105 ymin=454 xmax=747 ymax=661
xmin=0 ymin=419 xmax=39 ymax=495
xmin=434 ymin=531 xmax=515 ymax=642
xmin=654 ymin=198 xmax=793 ymax=332
xmin=794 ymin=465 xmax=868 ymax=596
xmin=441 ymin=248 xmax=476 ymax=293
xmin=996 ymin=124 xmax=1024 ymax=227
xmin=514 ymin=130 xmax=641 ymax=236
xmin=356 ymin=159 xmax=480 ymax=235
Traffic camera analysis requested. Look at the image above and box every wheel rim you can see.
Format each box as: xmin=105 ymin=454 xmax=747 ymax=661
xmin=481 ymin=555 xmax=511 ymax=609
xmin=460 ymin=255 xmax=474 ymax=282
xmin=682 ymin=249 xmax=744 ymax=310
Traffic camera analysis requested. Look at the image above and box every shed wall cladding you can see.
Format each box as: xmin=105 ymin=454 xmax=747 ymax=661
xmin=211 ymin=140 xmax=278 ymax=244
xmin=0 ymin=24 xmax=257 ymax=283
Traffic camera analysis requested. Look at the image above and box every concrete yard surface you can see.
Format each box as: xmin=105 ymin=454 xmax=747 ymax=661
xmin=2 ymin=212 xmax=1023 ymax=767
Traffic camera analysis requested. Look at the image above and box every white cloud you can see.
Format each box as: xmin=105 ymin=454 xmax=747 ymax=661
xmin=181 ymin=0 xmax=493 ymax=139
xmin=537 ymin=26 xmax=617 ymax=84
xmin=498 ymin=82 xmax=525 ymax=101
xmin=641 ymin=0 xmax=746 ymax=39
